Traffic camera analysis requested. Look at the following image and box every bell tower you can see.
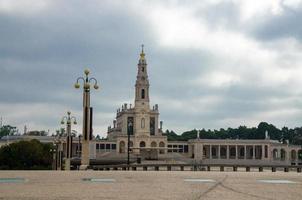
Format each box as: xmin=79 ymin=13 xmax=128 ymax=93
xmin=135 ymin=45 xmax=150 ymax=110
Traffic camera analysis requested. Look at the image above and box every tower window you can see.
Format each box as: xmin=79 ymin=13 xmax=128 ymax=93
xmin=141 ymin=89 xmax=145 ymax=99
xmin=150 ymin=117 xmax=155 ymax=135
xmin=142 ymin=67 xmax=145 ymax=72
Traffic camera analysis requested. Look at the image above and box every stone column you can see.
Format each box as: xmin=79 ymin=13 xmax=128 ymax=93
xmin=209 ymin=145 xmax=212 ymax=159
xmin=244 ymin=145 xmax=247 ymax=159
xmin=267 ymin=144 xmax=271 ymax=161
xmin=218 ymin=145 xmax=221 ymax=159
xmin=261 ymin=145 xmax=265 ymax=160
xmin=227 ymin=145 xmax=229 ymax=159
xmin=253 ymin=145 xmax=255 ymax=159
xmin=235 ymin=145 xmax=238 ymax=159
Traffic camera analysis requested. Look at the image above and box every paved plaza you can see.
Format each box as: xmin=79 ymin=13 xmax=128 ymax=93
xmin=0 ymin=170 xmax=301 ymax=200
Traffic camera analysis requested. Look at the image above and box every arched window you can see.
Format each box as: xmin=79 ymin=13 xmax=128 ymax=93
xmin=280 ymin=149 xmax=286 ymax=160
xmin=273 ymin=149 xmax=278 ymax=160
xmin=140 ymin=141 xmax=146 ymax=147
xmin=159 ymin=142 xmax=165 ymax=154
xmin=142 ymin=67 xmax=145 ymax=72
xmin=141 ymin=89 xmax=145 ymax=99
xmin=291 ymin=150 xmax=296 ymax=160
xmin=151 ymin=141 xmax=157 ymax=147
xmin=298 ymin=149 xmax=302 ymax=160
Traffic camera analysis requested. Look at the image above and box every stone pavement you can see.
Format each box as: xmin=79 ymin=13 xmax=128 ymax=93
xmin=0 ymin=171 xmax=301 ymax=200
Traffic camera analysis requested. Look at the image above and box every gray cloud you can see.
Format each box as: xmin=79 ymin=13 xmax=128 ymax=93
xmin=247 ymin=6 xmax=302 ymax=41
xmin=1 ymin=1 xmax=302 ymax=136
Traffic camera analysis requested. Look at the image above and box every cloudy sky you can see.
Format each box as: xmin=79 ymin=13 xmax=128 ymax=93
xmin=1 ymin=0 xmax=302 ymax=136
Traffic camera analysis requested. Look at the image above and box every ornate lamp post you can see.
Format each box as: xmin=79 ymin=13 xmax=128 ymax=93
xmin=127 ymin=121 xmax=133 ymax=169
xmin=61 ymin=111 xmax=77 ymax=170
xmin=53 ymin=137 xmax=63 ymax=170
xmin=74 ymin=69 xmax=99 ymax=169
xmin=78 ymin=134 xmax=82 ymax=158
xmin=50 ymin=144 xmax=57 ymax=170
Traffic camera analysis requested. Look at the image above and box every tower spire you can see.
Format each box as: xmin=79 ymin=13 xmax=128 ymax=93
xmin=135 ymin=45 xmax=149 ymax=109
xmin=140 ymin=44 xmax=145 ymax=59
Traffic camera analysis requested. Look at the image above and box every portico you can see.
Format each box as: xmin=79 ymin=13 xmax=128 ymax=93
xmin=189 ymin=139 xmax=302 ymax=165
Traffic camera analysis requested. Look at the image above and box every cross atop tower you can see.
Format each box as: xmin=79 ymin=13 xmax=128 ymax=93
xmin=140 ymin=44 xmax=145 ymax=59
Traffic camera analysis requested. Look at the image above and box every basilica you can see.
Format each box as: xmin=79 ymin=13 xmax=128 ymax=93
xmin=106 ymin=47 xmax=167 ymax=158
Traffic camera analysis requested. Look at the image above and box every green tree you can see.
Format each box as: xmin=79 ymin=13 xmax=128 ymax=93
xmin=0 ymin=125 xmax=17 ymax=138
xmin=165 ymin=122 xmax=302 ymax=145
xmin=0 ymin=139 xmax=53 ymax=170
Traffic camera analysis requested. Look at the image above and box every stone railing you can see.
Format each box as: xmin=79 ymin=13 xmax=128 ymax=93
xmin=90 ymin=163 xmax=302 ymax=173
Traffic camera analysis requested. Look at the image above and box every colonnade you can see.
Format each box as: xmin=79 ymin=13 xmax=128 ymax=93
xmin=194 ymin=144 xmax=269 ymax=160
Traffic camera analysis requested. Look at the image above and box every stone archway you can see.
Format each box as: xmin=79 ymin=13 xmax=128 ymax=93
xmin=273 ymin=149 xmax=278 ymax=160
xmin=280 ymin=149 xmax=286 ymax=160
xmin=159 ymin=141 xmax=165 ymax=154
xmin=151 ymin=141 xmax=157 ymax=147
xmin=298 ymin=149 xmax=302 ymax=160
xmin=119 ymin=141 xmax=125 ymax=153
xmin=140 ymin=141 xmax=146 ymax=148
xmin=291 ymin=150 xmax=297 ymax=160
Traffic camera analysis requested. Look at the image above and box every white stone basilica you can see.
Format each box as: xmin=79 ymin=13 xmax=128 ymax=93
xmin=106 ymin=47 xmax=167 ymax=157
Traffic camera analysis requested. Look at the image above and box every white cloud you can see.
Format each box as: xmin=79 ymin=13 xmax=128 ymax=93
xmin=0 ymin=0 xmax=52 ymax=14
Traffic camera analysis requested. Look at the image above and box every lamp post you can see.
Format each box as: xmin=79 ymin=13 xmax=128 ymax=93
xmin=78 ymin=134 xmax=82 ymax=158
xmin=53 ymin=137 xmax=62 ymax=170
xmin=127 ymin=121 xmax=133 ymax=169
xmin=74 ymin=69 xmax=99 ymax=169
xmin=61 ymin=111 xmax=77 ymax=170
xmin=50 ymin=144 xmax=57 ymax=170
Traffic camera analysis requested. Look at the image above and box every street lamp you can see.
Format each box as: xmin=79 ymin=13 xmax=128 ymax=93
xmin=61 ymin=111 xmax=77 ymax=170
xmin=78 ymin=134 xmax=82 ymax=158
xmin=50 ymin=144 xmax=57 ymax=170
xmin=53 ymin=137 xmax=63 ymax=170
xmin=74 ymin=69 xmax=99 ymax=169
xmin=127 ymin=121 xmax=133 ymax=169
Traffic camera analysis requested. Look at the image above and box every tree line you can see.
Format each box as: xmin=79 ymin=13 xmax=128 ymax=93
xmin=165 ymin=122 xmax=302 ymax=145
xmin=0 ymin=139 xmax=53 ymax=170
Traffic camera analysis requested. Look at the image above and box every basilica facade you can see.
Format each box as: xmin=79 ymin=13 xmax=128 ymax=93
xmin=106 ymin=48 xmax=167 ymax=157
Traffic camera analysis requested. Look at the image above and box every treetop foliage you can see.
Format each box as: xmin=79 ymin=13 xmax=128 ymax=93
xmin=165 ymin=122 xmax=302 ymax=145
xmin=0 ymin=139 xmax=53 ymax=170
